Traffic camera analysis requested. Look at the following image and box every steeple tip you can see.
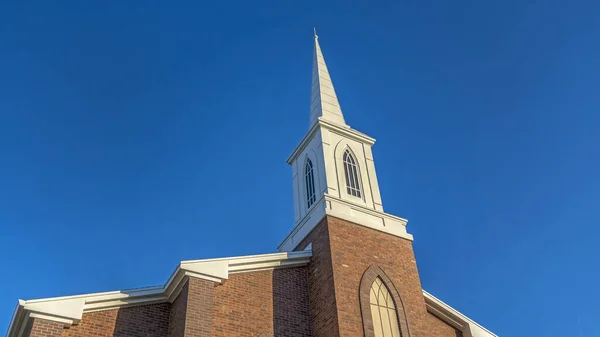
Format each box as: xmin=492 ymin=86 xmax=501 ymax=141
xmin=309 ymin=32 xmax=347 ymax=127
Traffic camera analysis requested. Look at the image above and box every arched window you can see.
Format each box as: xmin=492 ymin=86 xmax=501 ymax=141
xmin=343 ymin=149 xmax=362 ymax=198
xmin=359 ymin=266 xmax=410 ymax=337
xmin=370 ymin=278 xmax=402 ymax=337
xmin=305 ymin=158 xmax=316 ymax=208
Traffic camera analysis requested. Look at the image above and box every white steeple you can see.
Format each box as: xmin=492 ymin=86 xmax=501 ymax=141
xmin=310 ymin=32 xmax=346 ymax=127
xmin=279 ymin=32 xmax=412 ymax=252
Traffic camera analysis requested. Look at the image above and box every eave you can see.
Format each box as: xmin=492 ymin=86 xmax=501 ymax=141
xmin=424 ymin=291 xmax=498 ymax=337
xmin=6 ymin=250 xmax=312 ymax=337
xmin=6 ymin=250 xmax=497 ymax=337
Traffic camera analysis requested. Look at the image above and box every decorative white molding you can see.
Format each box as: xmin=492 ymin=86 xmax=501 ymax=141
xmin=287 ymin=118 xmax=375 ymax=165
xmin=23 ymin=297 xmax=85 ymax=325
xmin=424 ymin=291 xmax=498 ymax=337
xmin=27 ymin=313 xmax=74 ymax=326
xmin=320 ymin=118 xmax=375 ymax=145
xmin=279 ymin=194 xmax=413 ymax=252
xmin=6 ymin=250 xmax=312 ymax=337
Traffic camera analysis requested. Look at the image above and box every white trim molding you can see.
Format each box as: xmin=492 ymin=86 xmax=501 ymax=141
xmin=279 ymin=194 xmax=413 ymax=252
xmin=424 ymin=291 xmax=498 ymax=337
xmin=6 ymin=250 xmax=312 ymax=337
xmin=287 ymin=118 xmax=375 ymax=165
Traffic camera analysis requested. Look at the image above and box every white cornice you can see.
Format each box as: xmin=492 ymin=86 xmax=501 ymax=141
xmin=279 ymin=194 xmax=412 ymax=252
xmin=320 ymin=118 xmax=375 ymax=144
xmin=6 ymin=250 xmax=312 ymax=337
xmin=424 ymin=291 xmax=498 ymax=337
xmin=287 ymin=118 xmax=376 ymax=164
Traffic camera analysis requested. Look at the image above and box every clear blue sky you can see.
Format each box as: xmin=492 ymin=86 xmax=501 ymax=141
xmin=1 ymin=1 xmax=599 ymax=336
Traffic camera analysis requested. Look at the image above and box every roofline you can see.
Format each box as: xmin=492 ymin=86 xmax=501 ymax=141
xmin=7 ymin=250 xmax=497 ymax=337
xmin=424 ymin=291 xmax=498 ymax=337
xmin=6 ymin=250 xmax=312 ymax=337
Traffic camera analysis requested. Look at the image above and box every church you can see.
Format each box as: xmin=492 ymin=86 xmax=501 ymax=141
xmin=7 ymin=34 xmax=497 ymax=337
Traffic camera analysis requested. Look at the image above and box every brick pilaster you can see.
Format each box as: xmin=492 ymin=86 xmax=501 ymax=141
xmin=296 ymin=217 xmax=340 ymax=337
xmin=26 ymin=317 xmax=64 ymax=337
xmin=169 ymin=281 xmax=189 ymax=337
xmin=168 ymin=277 xmax=215 ymax=337
xmin=185 ymin=278 xmax=214 ymax=336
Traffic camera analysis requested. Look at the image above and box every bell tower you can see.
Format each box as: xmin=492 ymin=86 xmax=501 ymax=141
xmin=280 ymin=33 xmax=412 ymax=252
xmin=277 ymin=33 xmax=447 ymax=337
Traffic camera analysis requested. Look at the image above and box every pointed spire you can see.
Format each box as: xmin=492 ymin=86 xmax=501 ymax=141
xmin=310 ymin=32 xmax=347 ymax=127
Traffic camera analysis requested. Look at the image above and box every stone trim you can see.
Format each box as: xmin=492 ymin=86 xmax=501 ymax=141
xmin=359 ymin=265 xmax=411 ymax=337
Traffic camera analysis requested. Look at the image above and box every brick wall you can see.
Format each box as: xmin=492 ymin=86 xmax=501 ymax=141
xmin=28 ymin=268 xmax=309 ymax=337
xmin=296 ymin=217 xmax=340 ymax=337
xmin=297 ymin=215 xmax=457 ymax=337
xmin=28 ymin=318 xmax=64 ymax=337
xmin=169 ymin=281 xmax=189 ymax=337
xmin=184 ymin=278 xmax=215 ymax=337
xmin=211 ymin=267 xmax=310 ymax=337
xmin=425 ymin=312 xmax=463 ymax=337
xmin=326 ymin=215 xmax=430 ymax=337
xmin=211 ymin=270 xmax=274 ymax=337
xmin=273 ymin=267 xmax=311 ymax=337
xmin=61 ymin=303 xmax=170 ymax=337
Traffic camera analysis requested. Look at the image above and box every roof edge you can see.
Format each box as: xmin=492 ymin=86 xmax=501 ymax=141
xmin=424 ymin=290 xmax=498 ymax=337
xmin=6 ymin=250 xmax=312 ymax=337
xmin=7 ymin=252 xmax=496 ymax=337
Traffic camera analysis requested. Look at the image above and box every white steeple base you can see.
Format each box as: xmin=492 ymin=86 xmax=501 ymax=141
xmin=278 ymin=194 xmax=413 ymax=252
xmin=281 ymin=33 xmax=412 ymax=252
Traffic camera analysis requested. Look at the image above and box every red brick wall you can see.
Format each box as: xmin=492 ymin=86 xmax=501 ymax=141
xmin=210 ymin=267 xmax=310 ymax=337
xmin=169 ymin=282 xmax=188 ymax=337
xmin=296 ymin=217 xmax=340 ymax=337
xmin=297 ymin=215 xmax=458 ymax=337
xmin=42 ymin=268 xmax=308 ymax=337
xmin=326 ymin=216 xmax=430 ymax=337
xmin=184 ymin=278 xmax=215 ymax=337
xmin=273 ymin=267 xmax=311 ymax=337
xmin=211 ymin=270 xmax=274 ymax=337
xmin=61 ymin=303 xmax=170 ymax=337
xmin=28 ymin=318 xmax=64 ymax=337
xmin=425 ymin=312 xmax=463 ymax=337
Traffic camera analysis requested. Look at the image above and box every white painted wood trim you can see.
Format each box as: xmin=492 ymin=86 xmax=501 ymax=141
xmin=278 ymin=194 xmax=413 ymax=252
xmin=424 ymin=291 xmax=498 ymax=337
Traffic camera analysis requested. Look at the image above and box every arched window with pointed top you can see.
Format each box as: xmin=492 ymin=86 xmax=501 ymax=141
xmin=370 ymin=278 xmax=402 ymax=337
xmin=360 ymin=266 xmax=410 ymax=337
xmin=305 ymin=158 xmax=316 ymax=208
xmin=343 ymin=149 xmax=362 ymax=198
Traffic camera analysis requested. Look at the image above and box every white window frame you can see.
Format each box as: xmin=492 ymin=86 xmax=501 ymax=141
xmin=343 ymin=149 xmax=362 ymax=199
xmin=305 ymin=158 xmax=316 ymax=208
